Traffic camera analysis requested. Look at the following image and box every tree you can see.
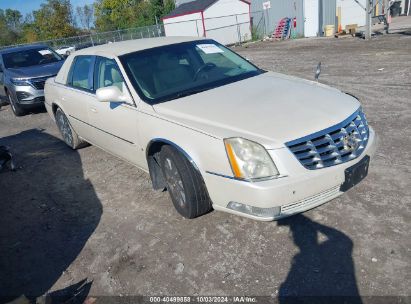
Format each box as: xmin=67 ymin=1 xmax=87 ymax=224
xmin=20 ymin=14 xmax=38 ymax=43
xmin=4 ymin=9 xmax=23 ymax=31
xmin=76 ymin=4 xmax=94 ymax=31
xmin=0 ymin=9 xmax=22 ymax=46
xmin=94 ymin=0 xmax=175 ymax=31
xmin=32 ymin=0 xmax=78 ymax=40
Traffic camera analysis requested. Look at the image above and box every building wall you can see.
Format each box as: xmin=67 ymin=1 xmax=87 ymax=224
xmin=337 ymin=0 xmax=366 ymax=28
xmin=203 ymin=0 xmax=251 ymax=44
xmin=250 ymin=0 xmax=304 ymax=37
xmin=163 ymin=12 xmax=204 ymax=37
xmin=319 ymin=0 xmax=336 ymax=34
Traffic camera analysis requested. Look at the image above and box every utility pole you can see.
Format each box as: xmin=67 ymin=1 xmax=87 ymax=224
xmin=365 ymin=0 xmax=372 ymax=39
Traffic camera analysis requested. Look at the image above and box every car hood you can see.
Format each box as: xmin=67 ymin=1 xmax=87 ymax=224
xmin=7 ymin=60 xmax=64 ymax=79
xmin=153 ymin=71 xmax=360 ymax=149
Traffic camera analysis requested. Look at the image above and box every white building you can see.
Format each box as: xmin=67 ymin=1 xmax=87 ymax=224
xmin=163 ymin=0 xmax=252 ymax=45
xmin=251 ymin=0 xmax=406 ymax=38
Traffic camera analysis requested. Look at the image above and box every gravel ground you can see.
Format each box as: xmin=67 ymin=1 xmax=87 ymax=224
xmin=0 ymin=18 xmax=410 ymax=302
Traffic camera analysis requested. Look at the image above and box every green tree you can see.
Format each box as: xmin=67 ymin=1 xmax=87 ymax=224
xmin=0 ymin=9 xmax=22 ymax=46
xmin=76 ymin=4 xmax=94 ymax=31
xmin=4 ymin=9 xmax=23 ymax=31
xmin=20 ymin=13 xmax=38 ymax=43
xmin=32 ymin=0 xmax=78 ymax=40
xmin=94 ymin=0 xmax=175 ymax=31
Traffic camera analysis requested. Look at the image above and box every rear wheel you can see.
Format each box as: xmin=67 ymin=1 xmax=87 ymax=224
xmin=160 ymin=145 xmax=212 ymax=219
xmin=55 ymin=108 xmax=86 ymax=149
xmin=7 ymin=91 xmax=25 ymax=116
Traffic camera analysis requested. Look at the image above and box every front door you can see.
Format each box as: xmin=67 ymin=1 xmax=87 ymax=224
xmin=87 ymin=56 xmax=144 ymax=167
xmin=304 ymin=0 xmax=319 ymax=37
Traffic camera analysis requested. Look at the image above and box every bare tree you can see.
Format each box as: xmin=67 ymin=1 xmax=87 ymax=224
xmin=76 ymin=4 xmax=94 ymax=31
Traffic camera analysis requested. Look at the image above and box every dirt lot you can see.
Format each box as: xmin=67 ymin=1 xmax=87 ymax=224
xmin=1 ymin=19 xmax=410 ymax=302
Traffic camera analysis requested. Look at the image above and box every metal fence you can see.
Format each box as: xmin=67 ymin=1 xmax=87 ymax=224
xmin=0 ymin=24 xmax=165 ymax=50
xmin=0 ymin=11 xmax=273 ymax=51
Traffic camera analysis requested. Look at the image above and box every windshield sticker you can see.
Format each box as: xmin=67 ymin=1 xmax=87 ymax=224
xmin=196 ymin=44 xmax=224 ymax=54
xmin=39 ymin=50 xmax=52 ymax=55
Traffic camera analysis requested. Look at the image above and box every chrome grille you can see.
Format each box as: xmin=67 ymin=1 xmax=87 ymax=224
xmin=30 ymin=76 xmax=54 ymax=90
xmin=280 ymin=185 xmax=341 ymax=215
xmin=286 ymin=109 xmax=369 ymax=170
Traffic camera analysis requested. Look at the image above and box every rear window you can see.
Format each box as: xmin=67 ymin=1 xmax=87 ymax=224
xmin=3 ymin=47 xmax=62 ymax=69
xmin=68 ymin=56 xmax=93 ymax=91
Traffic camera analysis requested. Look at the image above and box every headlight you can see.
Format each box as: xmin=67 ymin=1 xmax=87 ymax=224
xmin=224 ymin=137 xmax=279 ymax=181
xmin=11 ymin=78 xmax=31 ymax=86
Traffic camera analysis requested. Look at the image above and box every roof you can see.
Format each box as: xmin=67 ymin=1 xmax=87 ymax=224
xmin=163 ymin=0 xmax=250 ymax=19
xmin=163 ymin=0 xmax=218 ymax=19
xmin=0 ymin=44 xmax=49 ymax=54
xmin=73 ymin=36 xmax=204 ymax=57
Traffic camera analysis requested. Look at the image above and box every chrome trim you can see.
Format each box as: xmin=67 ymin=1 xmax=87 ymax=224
xmin=206 ymin=170 xmax=288 ymax=182
xmin=286 ymin=108 xmax=369 ymax=170
xmin=205 ymin=171 xmax=236 ymax=180
xmin=146 ymin=138 xmax=200 ymax=172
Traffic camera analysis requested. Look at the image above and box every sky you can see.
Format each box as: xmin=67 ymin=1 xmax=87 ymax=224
xmin=0 ymin=0 xmax=95 ymax=16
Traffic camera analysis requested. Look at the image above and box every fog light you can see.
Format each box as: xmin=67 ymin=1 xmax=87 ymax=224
xmin=227 ymin=201 xmax=281 ymax=218
xmin=16 ymin=91 xmax=32 ymax=101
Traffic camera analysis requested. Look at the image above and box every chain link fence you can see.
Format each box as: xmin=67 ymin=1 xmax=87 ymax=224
xmin=0 ymin=24 xmax=165 ymax=51
xmin=0 ymin=11 xmax=271 ymax=51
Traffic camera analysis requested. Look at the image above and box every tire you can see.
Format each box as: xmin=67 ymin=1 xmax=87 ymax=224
xmin=160 ymin=145 xmax=212 ymax=219
xmin=55 ymin=108 xmax=86 ymax=149
xmin=7 ymin=91 xmax=25 ymax=116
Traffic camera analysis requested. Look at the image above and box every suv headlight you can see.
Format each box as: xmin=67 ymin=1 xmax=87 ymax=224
xmin=11 ymin=78 xmax=31 ymax=86
xmin=224 ymin=137 xmax=279 ymax=181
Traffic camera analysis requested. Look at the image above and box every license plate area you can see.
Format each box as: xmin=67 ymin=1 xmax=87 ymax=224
xmin=340 ymin=155 xmax=370 ymax=192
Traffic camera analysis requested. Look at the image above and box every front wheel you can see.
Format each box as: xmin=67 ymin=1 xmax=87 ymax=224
xmin=7 ymin=91 xmax=25 ymax=116
xmin=160 ymin=145 xmax=212 ymax=219
xmin=55 ymin=108 xmax=86 ymax=149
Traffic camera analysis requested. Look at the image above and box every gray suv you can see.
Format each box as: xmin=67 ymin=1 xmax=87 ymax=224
xmin=0 ymin=45 xmax=64 ymax=116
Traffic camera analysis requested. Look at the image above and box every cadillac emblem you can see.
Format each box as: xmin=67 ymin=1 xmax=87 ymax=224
xmin=342 ymin=133 xmax=359 ymax=152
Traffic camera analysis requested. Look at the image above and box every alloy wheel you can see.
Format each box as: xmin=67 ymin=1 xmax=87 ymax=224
xmin=163 ymin=157 xmax=186 ymax=208
xmin=57 ymin=111 xmax=73 ymax=147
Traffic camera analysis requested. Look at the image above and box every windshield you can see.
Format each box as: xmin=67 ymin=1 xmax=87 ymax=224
xmin=3 ymin=47 xmax=62 ymax=69
xmin=119 ymin=40 xmax=262 ymax=104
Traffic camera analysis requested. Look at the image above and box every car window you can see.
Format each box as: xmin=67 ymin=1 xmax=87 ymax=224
xmin=2 ymin=47 xmax=62 ymax=69
xmin=119 ymin=40 xmax=261 ymax=104
xmin=94 ymin=57 xmax=125 ymax=93
xmin=70 ymin=56 xmax=93 ymax=91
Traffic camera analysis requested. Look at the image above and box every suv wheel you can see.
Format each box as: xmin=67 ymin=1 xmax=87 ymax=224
xmin=160 ymin=145 xmax=212 ymax=219
xmin=7 ymin=91 xmax=25 ymax=116
xmin=55 ymin=108 xmax=86 ymax=149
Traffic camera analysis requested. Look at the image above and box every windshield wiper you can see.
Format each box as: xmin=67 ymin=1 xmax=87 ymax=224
xmin=162 ymin=87 xmax=210 ymax=102
xmin=176 ymin=88 xmax=209 ymax=98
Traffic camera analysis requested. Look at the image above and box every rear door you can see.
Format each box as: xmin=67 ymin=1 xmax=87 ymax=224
xmin=61 ymin=55 xmax=96 ymax=141
xmin=87 ymin=56 xmax=144 ymax=166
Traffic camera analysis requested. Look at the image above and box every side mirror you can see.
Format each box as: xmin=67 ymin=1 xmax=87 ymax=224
xmin=96 ymin=86 xmax=132 ymax=103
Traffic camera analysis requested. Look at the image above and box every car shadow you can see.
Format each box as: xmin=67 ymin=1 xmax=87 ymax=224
xmin=278 ymin=214 xmax=362 ymax=304
xmin=0 ymin=129 xmax=102 ymax=303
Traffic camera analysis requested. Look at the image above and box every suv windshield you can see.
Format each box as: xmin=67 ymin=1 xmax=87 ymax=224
xmin=3 ymin=47 xmax=62 ymax=69
xmin=120 ymin=40 xmax=263 ymax=104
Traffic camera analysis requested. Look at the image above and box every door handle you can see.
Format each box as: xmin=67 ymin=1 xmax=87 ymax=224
xmin=90 ymin=107 xmax=97 ymax=113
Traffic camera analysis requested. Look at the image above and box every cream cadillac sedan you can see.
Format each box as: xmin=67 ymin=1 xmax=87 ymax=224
xmin=44 ymin=37 xmax=377 ymax=221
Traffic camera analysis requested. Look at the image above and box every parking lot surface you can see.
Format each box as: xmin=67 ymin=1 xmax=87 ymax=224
xmin=1 ymin=25 xmax=410 ymax=300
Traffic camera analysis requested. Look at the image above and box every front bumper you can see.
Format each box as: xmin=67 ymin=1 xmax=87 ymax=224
xmin=205 ymin=127 xmax=377 ymax=221
xmin=9 ymin=85 xmax=45 ymax=105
